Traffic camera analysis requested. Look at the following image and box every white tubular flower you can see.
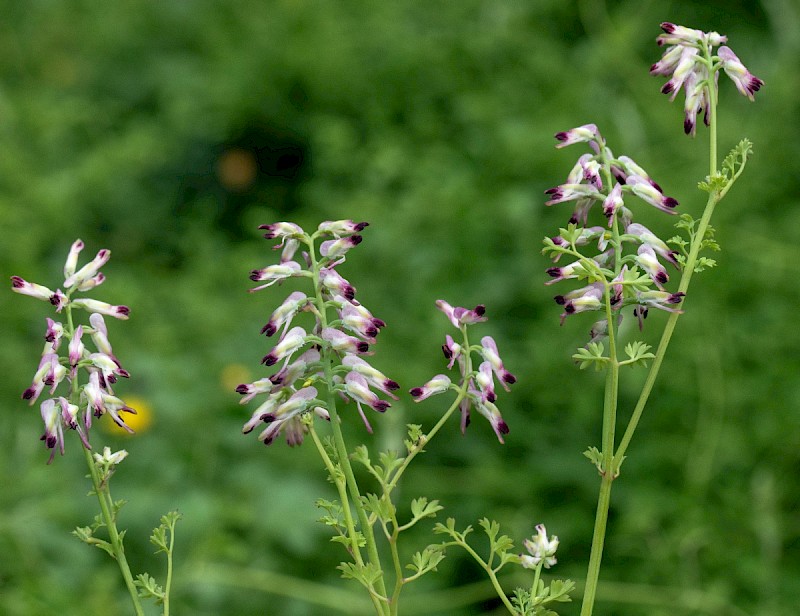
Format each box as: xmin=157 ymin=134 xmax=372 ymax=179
xmin=520 ymin=524 xmax=560 ymax=569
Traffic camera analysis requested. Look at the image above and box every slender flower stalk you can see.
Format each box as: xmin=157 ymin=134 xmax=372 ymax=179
xmin=550 ymin=23 xmax=762 ymax=616
xmin=11 ymin=240 xmax=148 ymax=615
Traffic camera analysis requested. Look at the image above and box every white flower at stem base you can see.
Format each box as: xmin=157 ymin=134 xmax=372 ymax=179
xmin=520 ymin=524 xmax=559 ymax=569
xmin=93 ymin=446 xmax=129 ymax=466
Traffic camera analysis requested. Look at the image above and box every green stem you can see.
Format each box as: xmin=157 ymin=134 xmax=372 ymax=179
xmin=386 ymin=326 xmax=472 ymax=492
xmin=308 ymin=246 xmax=389 ymax=615
xmin=81 ymin=445 xmax=145 ymax=616
xmin=66 ymin=301 xmax=143 ymax=616
xmin=613 ymin=54 xmax=721 ymax=470
xmin=579 ymin=249 xmax=621 ymax=616
xmin=310 ymin=427 xmax=387 ymax=616
xmin=387 ymin=524 xmax=404 ymax=616
xmin=584 ymin=41 xmax=725 ymax=616
xmin=163 ymin=518 xmax=175 ymax=616
xmin=449 ymin=540 xmax=516 ymax=614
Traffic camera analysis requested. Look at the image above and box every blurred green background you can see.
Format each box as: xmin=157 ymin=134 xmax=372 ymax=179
xmin=1 ymin=0 xmax=797 ymax=614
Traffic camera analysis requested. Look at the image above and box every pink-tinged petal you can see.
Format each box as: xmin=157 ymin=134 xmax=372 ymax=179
xmin=320 ymin=235 xmax=363 ymax=259
xmin=544 ymin=183 xmax=604 ymax=206
xmin=476 ymin=362 xmax=497 ymax=403
xmin=70 ymin=298 xmax=130 ymax=320
xmin=479 ymin=336 xmax=517 ymax=389
xmin=63 ymin=239 xmax=84 ymax=280
xmin=317 ymin=220 xmax=369 ymax=237
xmin=261 ymin=291 xmax=308 ymax=337
xmin=321 ymin=327 xmax=369 ymax=355
xmin=10 ymin=276 xmax=56 ymax=302
xmin=635 ymin=244 xmax=669 ymax=290
xmin=626 ymin=175 xmax=678 ymax=214
xmin=44 ymin=318 xmax=64 ymax=349
xmin=249 ymin=261 xmax=303 ymax=292
xmin=473 ymin=397 xmax=509 ymax=444
xmin=319 ymin=266 xmax=356 ymax=300
xmin=626 ymin=223 xmax=680 ymax=267
xmin=409 ymin=374 xmax=451 ymax=401
xmin=602 ymin=183 xmax=624 ymax=225
xmin=64 ymin=249 xmax=110 ymax=290
xmin=344 ymin=372 xmax=390 ymax=412
xmin=650 ymin=44 xmax=683 ymax=76
xmin=342 ymin=355 xmax=399 ymax=399
xmin=262 ymin=326 xmax=308 ymax=367
xmin=435 ymin=300 xmax=487 ymax=328
xmin=442 ymin=334 xmax=463 ymax=369
xmin=554 ymin=124 xmax=600 ymax=148
xmin=259 ymin=222 xmax=304 ymax=239
xmin=718 ymin=46 xmax=763 ymax=101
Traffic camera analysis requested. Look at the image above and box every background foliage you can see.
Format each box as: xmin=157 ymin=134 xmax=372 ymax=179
xmin=1 ymin=1 xmax=797 ymax=614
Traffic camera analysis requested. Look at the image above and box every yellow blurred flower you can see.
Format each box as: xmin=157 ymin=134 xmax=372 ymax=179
xmin=102 ymin=395 xmax=153 ymax=436
xmin=221 ymin=363 xmax=252 ymax=392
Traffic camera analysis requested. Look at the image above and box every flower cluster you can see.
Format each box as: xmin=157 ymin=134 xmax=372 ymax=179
xmin=11 ymin=240 xmax=134 ymax=463
xmin=410 ymin=301 xmax=516 ymax=443
xmin=519 ymin=524 xmax=559 ymax=570
xmin=543 ymin=125 xmax=685 ymax=332
xmin=238 ymin=220 xmax=399 ymax=446
xmin=651 ymin=22 xmax=763 ymax=136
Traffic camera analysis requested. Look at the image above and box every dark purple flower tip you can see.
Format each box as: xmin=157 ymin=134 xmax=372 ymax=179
xmin=116 ymin=306 xmax=130 ymax=317
xmin=474 ymin=305 xmax=486 ymax=317
xmin=663 ymin=197 xmax=679 ymax=209
xmin=564 ymin=304 xmax=576 ymax=314
xmin=656 ymin=272 xmax=668 ymax=284
xmin=544 ymin=187 xmax=561 ymax=197
xmin=497 ymin=420 xmax=510 ymax=435
xmin=260 ymin=413 xmax=276 ymax=423
xmin=373 ymin=401 xmax=390 ymax=412
xmin=364 ymin=326 xmax=378 ymax=338
xmin=667 ymin=292 xmax=686 ymax=304
xmin=486 ymin=392 xmax=497 ymax=403
xmin=372 ymin=318 xmax=386 ymax=329
xmin=343 ymin=286 xmax=356 ymax=300
xmin=442 ymin=345 xmax=453 ymax=359
xmin=354 ymin=222 xmax=369 ymax=231
xmin=409 ymin=387 xmax=424 ymax=398
xmin=249 ymin=270 xmax=262 ymax=281
xmin=350 ymin=235 xmax=363 ymax=246
xmin=261 ymin=323 xmax=277 ymax=336
xmin=356 ymin=342 xmax=369 ymax=353
xmin=554 ymin=295 xmax=567 ymax=306
xmin=22 ymin=388 xmax=36 ymax=400
xmin=242 ymin=425 xmax=255 ymax=434
xmin=41 ymin=433 xmax=57 ymax=448
xmin=551 ymin=236 xmax=567 ymax=247
xmin=684 ymin=117 xmax=695 ymax=135
xmin=261 ymin=353 xmax=278 ymax=366
xmin=385 ymin=379 xmax=400 ymax=391
xmin=263 ymin=435 xmax=275 ymax=445
xmin=661 ymin=82 xmax=676 ymax=95
xmin=554 ymin=131 xmax=569 ymax=142
xmin=235 ymin=384 xmax=249 ymax=394
xmin=660 ymin=22 xmax=676 ymax=33
xmin=10 ymin=276 xmax=24 ymax=288
xmin=546 ymin=267 xmax=561 ymax=279
xmin=748 ymin=76 xmax=764 ymax=94
xmin=502 ymin=373 xmax=517 ymax=385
